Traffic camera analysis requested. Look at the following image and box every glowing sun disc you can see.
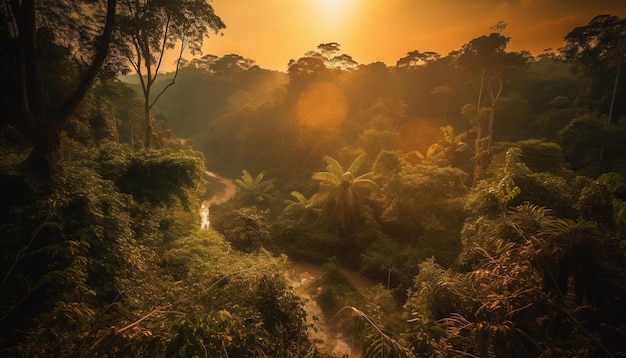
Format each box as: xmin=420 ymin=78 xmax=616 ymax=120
xmin=315 ymin=0 xmax=350 ymax=16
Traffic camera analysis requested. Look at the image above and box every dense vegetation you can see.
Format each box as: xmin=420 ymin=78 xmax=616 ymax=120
xmin=1 ymin=3 xmax=625 ymax=356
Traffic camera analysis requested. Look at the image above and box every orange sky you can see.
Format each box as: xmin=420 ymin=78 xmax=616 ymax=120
xmin=193 ymin=0 xmax=626 ymax=72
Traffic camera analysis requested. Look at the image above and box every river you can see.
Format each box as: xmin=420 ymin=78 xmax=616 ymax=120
xmin=199 ymin=170 xmax=373 ymax=356
xmin=199 ymin=170 xmax=237 ymax=229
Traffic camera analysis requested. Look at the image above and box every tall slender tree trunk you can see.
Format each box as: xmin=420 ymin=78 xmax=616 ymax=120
xmin=599 ymin=62 xmax=621 ymax=167
xmin=608 ymin=62 xmax=621 ymax=126
xmin=473 ymin=69 xmax=486 ymax=186
xmin=486 ymin=78 xmax=503 ymax=155
xmin=144 ymin=90 xmax=153 ymax=148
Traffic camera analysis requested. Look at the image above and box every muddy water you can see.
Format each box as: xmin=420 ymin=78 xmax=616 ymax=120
xmin=285 ymin=260 xmax=374 ymax=356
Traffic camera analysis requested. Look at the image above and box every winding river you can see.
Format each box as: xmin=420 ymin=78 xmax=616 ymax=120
xmin=199 ymin=170 xmax=237 ymax=229
xmin=198 ymin=170 xmax=373 ymax=356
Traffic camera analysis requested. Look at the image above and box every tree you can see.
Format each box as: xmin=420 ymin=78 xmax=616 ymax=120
xmin=282 ymin=191 xmax=323 ymax=224
xmin=560 ymin=14 xmax=626 ymax=166
xmin=2 ymin=0 xmax=117 ymax=175
xmin=287 ymin=56 xmax=329 ymax=93
xmin=422 ymin=125 xmax=468 ymax=167
xmin=114 ymin=0 xmax=225 ymax=148
xmin=312 ymin=153 xmax=378 ymax=231
xmin=302 ymin=42 xmax=358 ymax=70
xmin=234 ymin=170 xmax=277 ymax=206
xmin=396 ymin=50 xmax=441 ymax=69
xmin=454 ymin=31 xmax=530 ymax=185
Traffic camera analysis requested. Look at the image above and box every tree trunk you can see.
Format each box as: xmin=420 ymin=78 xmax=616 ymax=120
xmin=486 ymin=78 xmax=503 ymax=155
xmin=17 ymin=0 xmax=117 ymax=176
xmin=20 ymin=0 xmax=59 ymax=175
xmin=473 ymin=69 xmax=486 ymax=186
xmin=607 ymin=62 xmax=621 ymax=126
xmin=599 ymin=62 xmax=621 ymax=168
xmin=144 ymin=91 xmax=153 ymax=148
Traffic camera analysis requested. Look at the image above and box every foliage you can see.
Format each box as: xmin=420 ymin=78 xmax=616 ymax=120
xmin=219 ymin=207 xmax=272 ymax=253
xmin=359 ymin=129 xmax=402 ymax=159
xmin=0 ymin=145 xmax=144 ymax=355
xmin=1 ymin=0 xmax=117 ymax=174
xmin=561 ymin=14 xmax=626 ymax=119
xmin=421 ymin=125 xmax=469 ymax=167
xmin=312 ymin=153 xmax=378 ymax=232
xmin=162 ymin=233 xmax=314 ymax=357
xmin=5 ymin=13 xmax=626 ymax=358
xmin=465 ymin=145 xmax=576 ymax=221
xmin=282 ymin=190 xmax=324 ymax=224
xmin=235 ymin=169 xmax=278 ymax=206
xmin=117 ymin=149 xmax=206 ymax=210
xmin=408 ymin=203 xmax=626 ymax=357
xmin=340 ymin=306 xmax=414 ymax=358
xmin=493 ymin=139 xmax=571 ymax=176
xmin=0 ymin=142 xmax=323 ymax=356
xmin=558 ymin=114 xmax=608 ymax=175
xmin=374 ymin=154 xmax=468 ymax=266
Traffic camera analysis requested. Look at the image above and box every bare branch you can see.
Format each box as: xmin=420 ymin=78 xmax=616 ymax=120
xmin=149 ymin=33 xmax=185 ymax=109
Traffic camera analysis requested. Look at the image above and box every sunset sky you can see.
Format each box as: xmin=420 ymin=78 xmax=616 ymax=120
xmin=196 ymin=0 xmax=626 ymax=72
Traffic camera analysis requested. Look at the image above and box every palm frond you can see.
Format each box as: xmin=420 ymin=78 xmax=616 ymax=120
xmin=234 ymin=178 xmax=249 ymax=190
xmin=353 ymin=178 xmax=380 ymax=192
xmin=241 ymin=169 xmax=254 ymax=185
xmin=347 ymin=152 xmax=368 ymax=175
xmin=312 ymin=171 xmax=342 ymax=186
xmin=253 ymin=171 xmax=266 ymax=185
xmin=323 ymin=155 xmax=345 ymax=178
xmin=289 ymin=191 xmax=308 ymax=204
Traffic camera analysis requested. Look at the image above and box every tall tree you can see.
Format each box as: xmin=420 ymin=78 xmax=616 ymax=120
xmin=454 ymin=31 xmax=529 ymax=185
xmin=561 ymin=14 xmax=626 ymax=167
xmin=114 ymin=0 xmax=224 ymax=148
xmin=2 ymin=0 xmax=117 ymax=175
xmin=561 ymin=14 xmax=626 ymax=124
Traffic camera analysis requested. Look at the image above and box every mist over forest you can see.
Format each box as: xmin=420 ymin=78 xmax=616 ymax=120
xmin=1 ymin=2 xmax=626 ymax=357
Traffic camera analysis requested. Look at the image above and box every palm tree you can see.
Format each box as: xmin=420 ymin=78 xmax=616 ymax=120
xmin=282 ymin=191 xmax=323 ymax=224
xmin=234 ymin=170 xmax=276 ymax=205
xmin=427 ymin=125 xmax=468 ymax=164
xmin=312 ymin=153 xmax=378 ymax=231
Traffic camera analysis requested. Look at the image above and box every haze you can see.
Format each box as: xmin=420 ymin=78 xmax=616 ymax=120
xmin=197 ymin=0 xmax=626 ymax=71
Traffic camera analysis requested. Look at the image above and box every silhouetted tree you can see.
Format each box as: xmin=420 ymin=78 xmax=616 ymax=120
xmin=302 ymin=42 xmax=358 ymax=70
xmin=396 ymin=50 xmax=441 ymax=69
xmin=287 ymin=56 xmax=329 ymax=92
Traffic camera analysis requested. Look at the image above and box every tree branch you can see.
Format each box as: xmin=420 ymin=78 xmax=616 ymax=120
xmin=151 ymin=14 xmax=171 ymax=83
xmin=55 ymin=0 xmax=118 ymax=121
xmin=149 ymin=33 xmax=185 ymax=109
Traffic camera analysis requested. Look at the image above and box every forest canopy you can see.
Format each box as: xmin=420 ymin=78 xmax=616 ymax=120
xmin=1 ymin=5 xmax=626 ymax=356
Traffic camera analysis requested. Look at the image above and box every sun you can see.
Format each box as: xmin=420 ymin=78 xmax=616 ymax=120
xmin=315 ymin=0 xmax=351 ymax=18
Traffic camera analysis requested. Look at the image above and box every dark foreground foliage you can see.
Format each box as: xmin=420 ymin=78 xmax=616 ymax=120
xmin=0 ymin=142 xmax=319 ymax=357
